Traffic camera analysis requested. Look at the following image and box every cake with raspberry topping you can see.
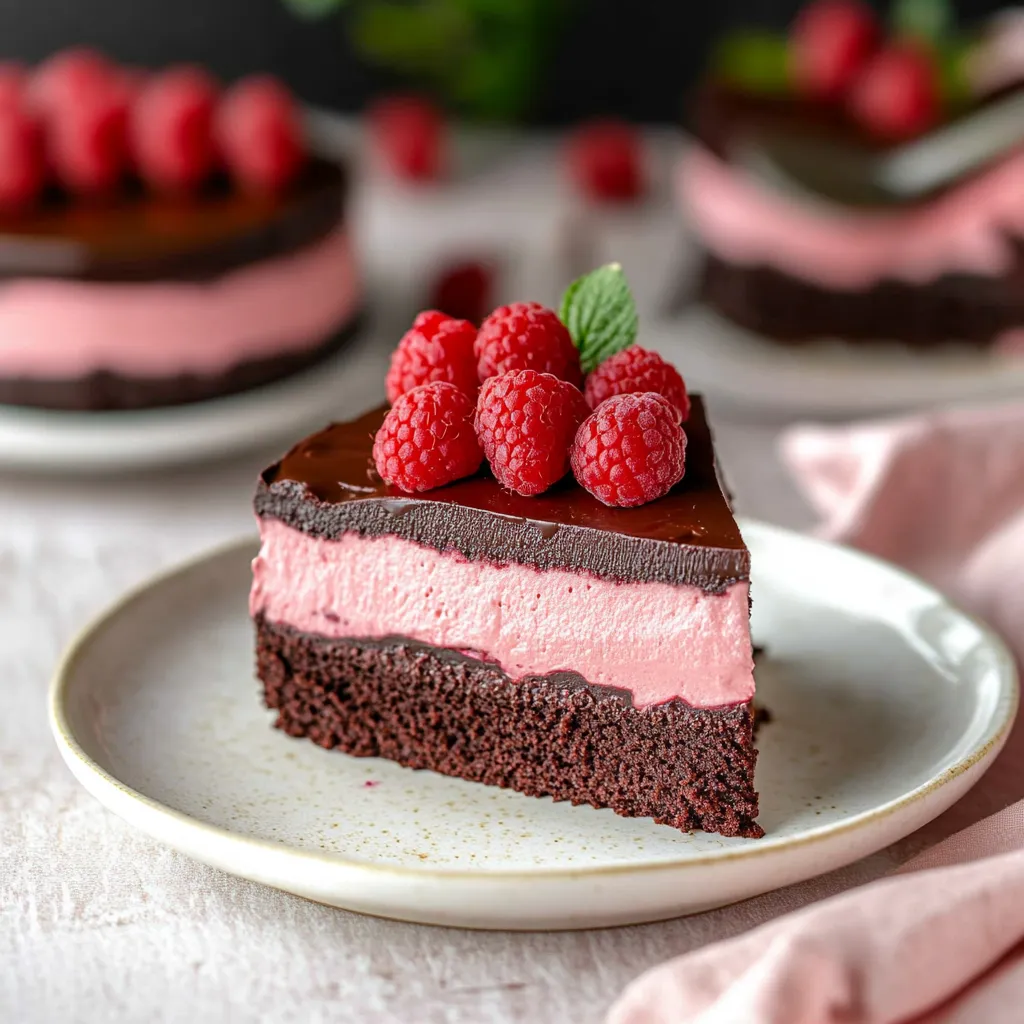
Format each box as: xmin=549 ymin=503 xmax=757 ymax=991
xmin=0 ymin=50 xmax=360 ymax=411
xmin=680 ymin=2 xmax=1024 ymax=351
xmin=251 ymin=265 xmax=760 ymax=838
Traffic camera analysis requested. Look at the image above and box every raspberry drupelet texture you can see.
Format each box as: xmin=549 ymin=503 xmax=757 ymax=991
xmin=385 ymin=310 xmax=479 ymax=404
xmin=373 ymin=382 xmax=483 ymax=494
xmin=474 ymin=301 xmax=582 ymax=387
xmin=571 ymin=392 xmax=687 ymax=508
xmin=584 ymin=345 xmax=691 ymax=421
xmin=474 ymin=369 xmax=590 ymax=497
xmin=565 ymin=119 xmax=645 ymax=202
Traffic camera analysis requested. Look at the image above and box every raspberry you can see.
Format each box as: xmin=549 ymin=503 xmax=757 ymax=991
xmin=475 ymin=302 xmax=581 ymax=387
xmin=217 ymin=76 xmax=305 ymax=193
xmin=385 ymin=310 xmax=479 ymax=403
xmin=584 ymin=345 xmax=690 ymax=421
xmin=429 ymin=259 xmax=493 ymax=325
xmin=565 ymin=119 xmax=644 ymax=202
xmin=373 ymin=382 xmax=482 ymax=493
xmin=571 ymin=393 xmax=686 ymax=508
xmin=0 ymin=105 xmax=44 ymax=211
xmin=48 ymin=78 xmax=129 ymax=196
xmin=791 ymin=0 xmax=880 ymax=102
xmin=847 ymin=43 xmax=940 ymax=141
xmin=368 ymin=94 xmax=445 ymax=182
xmin=130 ymin=66 xmax=219 ymax=193
xmin=474 ymin=369 xmax=589 ymax=497
xmin=29 ymin=48 xmax=115 ymax=119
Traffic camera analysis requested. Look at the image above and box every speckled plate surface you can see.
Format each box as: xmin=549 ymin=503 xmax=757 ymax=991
xmin=50 ymin=521 xmax=1017 ymax=930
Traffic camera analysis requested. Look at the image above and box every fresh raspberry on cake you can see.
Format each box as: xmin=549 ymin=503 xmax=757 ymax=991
xmin=475 ymin=301 xmax=582 ymax=387
xmin=217 ymin=76 xmax=305 ymax=193
xmin=584 ymin=345 xmax=690 ymax=421
xmin=848 ymin=42 xmax=940 ymax=140
xmin=130 ymin=66 xmax=219 ymax=193
xmin=48 ymin=78 xmax=130 ymax=195
xmin=790 ymin=0 xmax=880 ymax=101
xmin=385 ymin=310 xmax=479 ymax=403
xmin=0 ymin=105 xmax=44 ymax=211
xmin=474 ymin=368 xmax=589 ymax=496
xmin=566 ymin=119 xmax=645 ymax=202
xmin=571 ymin=393 xmax=686 ymax=508
xmin=368 ymin=94 xmax=445 ymax=182
xmin=373 ymin=381 xmax=482 ymax=493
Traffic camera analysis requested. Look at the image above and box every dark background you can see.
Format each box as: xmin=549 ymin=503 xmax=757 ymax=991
xmin=0 ymin=0 xmax=1010 ymax=122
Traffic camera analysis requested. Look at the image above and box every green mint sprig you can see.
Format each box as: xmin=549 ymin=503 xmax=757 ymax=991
xmin=891 ymin=0 xmax=953 ymax=48
xmin=559 ymin=263 xmax=638 ymax=374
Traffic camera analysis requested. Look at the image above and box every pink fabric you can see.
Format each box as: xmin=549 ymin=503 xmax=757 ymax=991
xmin=608 ymin=403 xmax=1024 ymax=1024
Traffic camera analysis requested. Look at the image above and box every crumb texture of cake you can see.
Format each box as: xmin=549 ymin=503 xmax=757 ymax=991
xmin=256 ymin=617 xmax=763 ymax=839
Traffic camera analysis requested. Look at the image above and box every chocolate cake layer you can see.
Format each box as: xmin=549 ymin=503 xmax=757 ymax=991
xmin=256 ymin=616 xmax=763 ymax=838
xmin=701 ymin=256 xmax=1005 ymax=348
xmin=0 ymin=311 xmax=365 ymax=412
xmin=255 ymin=395 xmax=749 ymax=593
xmin=0 ymin=157 xmax=346 ymax=283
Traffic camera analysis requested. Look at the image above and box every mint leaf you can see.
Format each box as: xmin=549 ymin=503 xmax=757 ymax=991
xmin=559 ymin=263 xmax=638 ymax=374
xmin=712 ymin=31 xmax=791 ymax=95
xmin=892 ymin=0 xmax=953 ymax=47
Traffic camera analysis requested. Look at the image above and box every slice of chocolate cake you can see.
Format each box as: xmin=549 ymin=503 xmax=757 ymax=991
xmin=251 ymin=396 xmax=761 ymax=838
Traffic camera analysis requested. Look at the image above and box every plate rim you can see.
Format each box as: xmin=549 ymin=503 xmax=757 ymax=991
xmin=49 ymin=520 xmax=1019 ymax=883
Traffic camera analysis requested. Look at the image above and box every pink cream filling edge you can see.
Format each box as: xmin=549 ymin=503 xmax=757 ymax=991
xmin=250 ymin=518 xmax=755 ymax=711
xmin=0 ymin=223 xmax=360 ymax=378
xmin=678 ymin=145 xmax=1024 ymax=291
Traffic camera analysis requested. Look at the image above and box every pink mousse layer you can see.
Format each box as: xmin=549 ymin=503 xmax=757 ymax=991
xmin=679 ymin=146 xmax=1024 ymax=290
xmin=0 ymin=224 xmax=359 ymax=379
xmin=250 ymin=519 xmax=755 ymax=710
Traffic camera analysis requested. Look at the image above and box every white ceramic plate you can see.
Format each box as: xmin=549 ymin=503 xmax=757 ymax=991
xmin=651 ymin=305 xmax=1024 ymax=421
xmin=0 ymin=323 xmax=390 ymax=473
xmin=50 ymin=521 xmax=1017 ymax=930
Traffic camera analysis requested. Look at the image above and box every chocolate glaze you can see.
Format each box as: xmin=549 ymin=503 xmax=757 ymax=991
xmin=0 ymin=157 xmax=345 ymax=283
xmin=255 ymin=395 xmax=749 ymax=593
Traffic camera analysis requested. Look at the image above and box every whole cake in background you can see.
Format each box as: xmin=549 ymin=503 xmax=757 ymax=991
xmin=0 ymin=49 xmax=360 ymax=411
xmin=680 ymin=0 xmax=1024 ymax=352
xmin=251 ymin=264 xmax=762 ymax=839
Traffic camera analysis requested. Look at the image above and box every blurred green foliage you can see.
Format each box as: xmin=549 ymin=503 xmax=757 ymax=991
xmin=281 ymin=0 xmax=572 ymax=121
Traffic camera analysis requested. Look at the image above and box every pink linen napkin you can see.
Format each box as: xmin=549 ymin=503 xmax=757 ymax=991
xmin=608 ymin=401 xmax=1024 ymax=1024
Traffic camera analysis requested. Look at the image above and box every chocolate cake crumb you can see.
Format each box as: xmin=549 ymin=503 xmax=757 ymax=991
xmin=256 ymin=616 xmax=763 ymax=839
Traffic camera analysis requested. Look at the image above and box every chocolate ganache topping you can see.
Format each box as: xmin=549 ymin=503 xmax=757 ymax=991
xmin=0 ymin=156 xmax=345 ymax=283
xmin=255 ymin=395 xmax=749 ymax=592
